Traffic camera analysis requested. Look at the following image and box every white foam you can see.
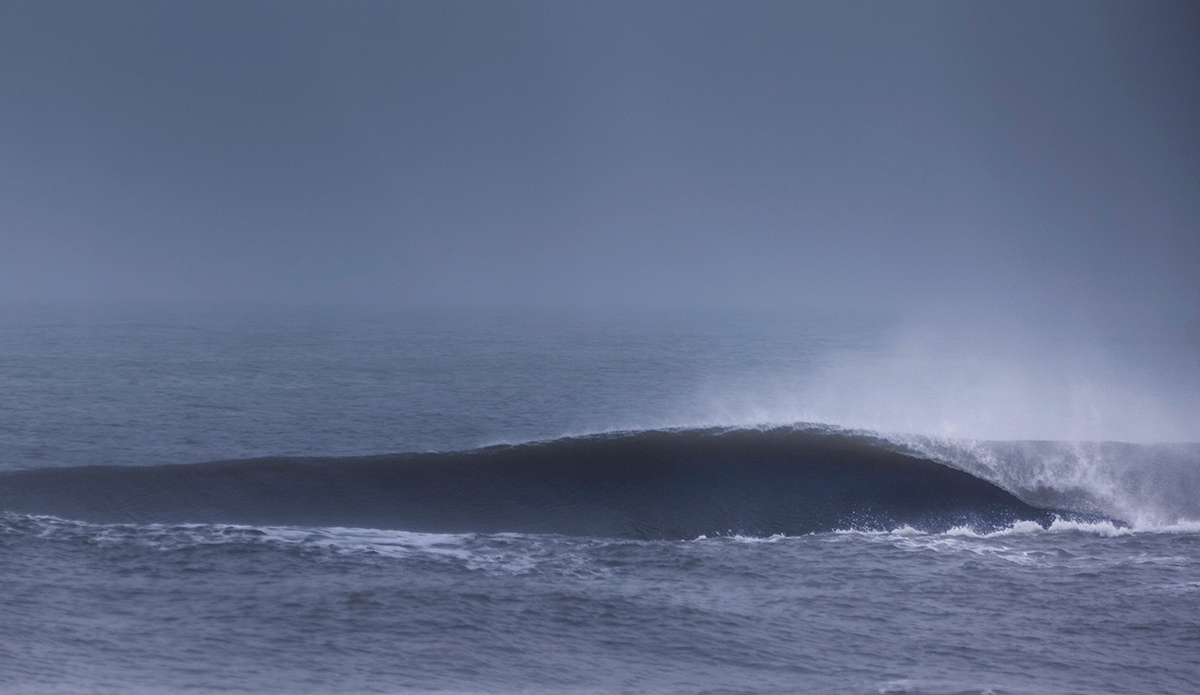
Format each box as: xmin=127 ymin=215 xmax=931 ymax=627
xmin=0 ymin=514 xmax=632 ymax=578
xmin=838 ymin=516 xmax=1200 ymax=540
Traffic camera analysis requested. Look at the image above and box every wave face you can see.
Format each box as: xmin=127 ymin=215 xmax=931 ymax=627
xmin=0 ymin=428 xmax=1097 ymax=539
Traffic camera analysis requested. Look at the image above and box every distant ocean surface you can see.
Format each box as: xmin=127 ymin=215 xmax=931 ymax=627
xmin=2 ymin=305 xmax=1198 ymax=695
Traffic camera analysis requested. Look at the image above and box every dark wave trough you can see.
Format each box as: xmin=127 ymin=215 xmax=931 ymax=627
xmin=0 ymin=428 xmax=1095 ymax=538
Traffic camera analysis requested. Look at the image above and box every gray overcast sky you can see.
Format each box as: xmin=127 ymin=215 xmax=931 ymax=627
xmin=1 ymin=0 xmax=1197 ymax=313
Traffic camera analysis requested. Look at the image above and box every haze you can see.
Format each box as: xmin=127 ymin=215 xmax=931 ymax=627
xmin=1 ymin=0 xmax=1196 ymax=317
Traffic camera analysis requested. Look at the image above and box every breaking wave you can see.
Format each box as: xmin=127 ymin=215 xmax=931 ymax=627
xmin=0 ymin=427 xmax=1129 ymax=539
xmin=882 ymin=433 xmax=1200 ymax=529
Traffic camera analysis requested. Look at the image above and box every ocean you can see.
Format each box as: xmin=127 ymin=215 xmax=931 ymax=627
xmin=1 ymin=305 xmax=1198 ymax=694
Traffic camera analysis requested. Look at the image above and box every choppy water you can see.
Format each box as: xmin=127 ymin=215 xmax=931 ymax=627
xmin=1 ymin=305 xmax=1198 ymax=694
xmin=5 ymin=515 xmax=1199 ymax=695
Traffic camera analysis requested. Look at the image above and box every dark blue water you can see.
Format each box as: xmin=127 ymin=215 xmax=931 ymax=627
xmin=1 ymin=305 xmax=1198 ymax=694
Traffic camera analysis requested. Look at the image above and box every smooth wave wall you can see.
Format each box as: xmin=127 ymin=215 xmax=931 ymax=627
xmin=0 ymin=428 xmax=1095 ymax=539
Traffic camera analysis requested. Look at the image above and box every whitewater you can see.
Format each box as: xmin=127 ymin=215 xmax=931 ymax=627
xmin=1 ymin=305 xmax=1197 ymax=694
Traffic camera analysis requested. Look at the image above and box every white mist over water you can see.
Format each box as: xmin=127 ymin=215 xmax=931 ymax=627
xmin=694 ymin=313 xmax=1200 ymax=444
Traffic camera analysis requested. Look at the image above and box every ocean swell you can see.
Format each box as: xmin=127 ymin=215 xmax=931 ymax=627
xmin=0 ymin=427 xmax=1099 ymax=539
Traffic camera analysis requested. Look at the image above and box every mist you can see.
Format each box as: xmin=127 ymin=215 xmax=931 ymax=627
xmin=694 ymin=312 xmax=1200 ymax=443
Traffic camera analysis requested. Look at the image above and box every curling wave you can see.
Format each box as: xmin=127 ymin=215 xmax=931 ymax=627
xmin=883 ymin=434 xmax=1200 ymax=529
xmin=0 ymin=427 xmax=1109 ymax=539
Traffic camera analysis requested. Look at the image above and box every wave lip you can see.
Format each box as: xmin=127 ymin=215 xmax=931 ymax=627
xmin=0 ymin=427 xmax=1099 ymax=540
